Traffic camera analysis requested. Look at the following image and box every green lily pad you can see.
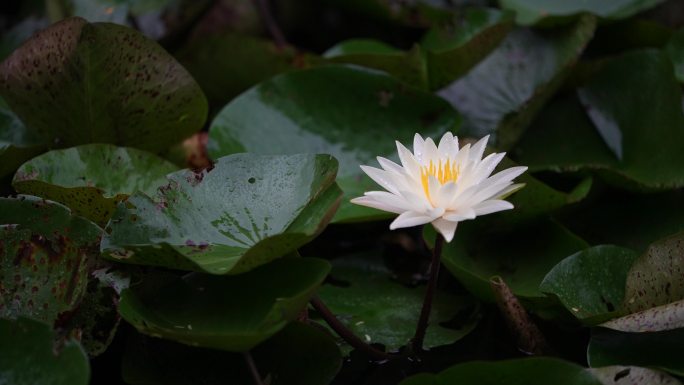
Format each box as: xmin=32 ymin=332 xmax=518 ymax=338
xmin=122 ymin=321 xmax=342 ymax=385
xmin=517 ymin=51 xmax=684 ymax=190
xmin=0 ymin=196 xmax=102 ymax=324
xmin=623 ymin=231 xmax=684 ymax=313
xmin=207 ymin=65 xmax=460 ymax=223
xmin=316 ymin=253 xmax=480 ymax=352
xmin=500 ymin=0 xmax=666 ymax=26
xmin=118 ymin=257 xmax=331 ymax=352
xmin=176 ymin=33 xmax=319 ymax=108
xmin=0 ymin=96 xmax=45 ymax=178
xmin=588 ymin=327 xmax=684 ymax=376
xmin=324 ymin=8 xmax=514 ymax=90
xmin=12 ymin=144 xmax=179 ymax=226
xmin=540 ymin=245 xmax=639 ymax=324
xmin=102 ymin=153 xmax=341 ymax=274
xmin=0 ymin=17 xmax=208 ymax=153
xmin=438 ymin=15 xmax=596 ymax=149
xmin=427 ymin=219 xmax=588 ymax=302
xmin=400 ymin=357 xmax=604 ymax=385
xmin=0 ymin=317 xmax=90 ymax=385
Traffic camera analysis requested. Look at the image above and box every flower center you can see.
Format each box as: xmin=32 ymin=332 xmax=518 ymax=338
xmin=420 ymin=159 xmax=460 ymax=199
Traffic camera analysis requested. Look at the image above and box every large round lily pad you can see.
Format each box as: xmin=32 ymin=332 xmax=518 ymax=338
xmin=516 ymin=51 xmax=684 ymax=190
xmin=207 ymin=65 xmax=461 ymax=223
xmin=102 ymin=153 xmax=341 ymax=274
xmin=540 ymin=245 xmax=639 ymax=324
xmin=316 ymin=253 xmax=480 ymax=352
xmin=0 ymin=17 xmax=208 ymax=153
xmin=119 ymin=257 xmax=331 ymax=352
xmin=12 ymin=144 xmax=178 ymax=226
xmin=0 ymin=317 xmax=90 ymax=385
xmin=0 ymin=196 xmax=102 ymax=324
xmin=427 ymin=219 xmax=588 ymax=303
xmin=438 ymin=15 xmax=596 ymax=149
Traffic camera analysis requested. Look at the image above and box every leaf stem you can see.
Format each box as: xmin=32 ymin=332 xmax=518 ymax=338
xmin=310 ymin=295 xmax=393 ymax=361
xmin=243 ymin=351 xmax=265 ymax=385
xmin=411 ymin=232 xmax=444 ymax=353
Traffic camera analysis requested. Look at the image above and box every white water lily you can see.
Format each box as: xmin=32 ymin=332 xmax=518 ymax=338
xmin=351 ymin=132 xmax=527 ymax=242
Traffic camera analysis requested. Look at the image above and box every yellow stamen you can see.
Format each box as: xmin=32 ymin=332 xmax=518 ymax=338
xmin=420 ymin=159 xmax=460 ymax=200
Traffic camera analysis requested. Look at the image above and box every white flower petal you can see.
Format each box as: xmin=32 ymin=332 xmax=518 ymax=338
xmin=494 ymin=183 xmax=526 ymax=200
xmin=435 ymin=181 xmax=458 ymax=208
xmin=360 ymin=165 xmax=400 ymax=194
xmin=431 ymin=218 xmax=458 ymax=242
xmin=413 ymin=134 xmax=426 ymax=162
xmin=472 ymin=200 xmax=514 ymax=215
xmin=423 ymin=137 xmax=439 ymax=164
xmin=390 ymin=211 xmax=433 ymax=230
xmin=437 ymin=132 xmax=455 ymax=157
xmin=470 ymin=135 xmax=490 ymax=162
xmin=396 ymin=141 xmax=421 ymax=179
xmin=399 ymin=189 xmax=432 ymax=212
xmin=487 ymin=166 xmax=528 ymax=186
xmin=364 ymin=191 xmax=413 ymax=212
xmin=443 ymin=208 xmax=476 ymax=222
xmin=377 ymin=156 xmax=404 ymax=174
xmin=427 ymin=175 xmax=441 ymax=206
xmin=350 ymin=196 xmax=405 ymax=214
xmin=473 ymin=152 xmax=506 ymax=183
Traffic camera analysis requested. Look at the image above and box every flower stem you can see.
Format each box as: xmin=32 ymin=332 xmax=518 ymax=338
xmin=310 ymin=296 xmax=393 ymax=361
xmin=243 ymin=351 xmax=265 ymax=385
xmin=411 ymin=232 xmax=444 ymax=353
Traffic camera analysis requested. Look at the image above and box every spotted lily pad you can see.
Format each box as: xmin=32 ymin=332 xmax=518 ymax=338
xmin=316 ymin=253 xmax=480 ymax=352
xmin=102 ymin=153 xmax=341 ymax=274
xmin=0 ymin=317 xmax=90 ymax=385
xmin=0 ymin=196 xmax=102 ymax=324
xmin=12 ymin=144 xmax=179 ymax=226
xmin=119 ymin=257 xmax=331 ymax=352
xmin=0 ymin=17 xmax=208 ymax=153
xmin=207 ymin=65 xmax=461 ymax=223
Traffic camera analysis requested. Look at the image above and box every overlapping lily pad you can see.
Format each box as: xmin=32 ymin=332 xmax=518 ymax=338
xmin=122 ymin=321 xmax=342 ymax=385
xmin=438 ymin=15 xmax=596 ymax=149
xmin=540 ymin=245 xmax=639 ymax=324
xmin=119 ymin=257 xmax=331 ymax=352
xmin=500 ymin=0 xmax=666 ymax=25
xmin=666 ymin=27 xmax=684 ymax=83
xmin=426 ymin=219 xmax=588 ymax=303
xmin=0 ymin=317 xmax=90 ymax=385
xmin=0 ymin=196 xmax=102 ymax=324
xmin=516 ymin=51 xmax=684 ymax=190
xmin=12 ymin=144 xmax=178 ymax=226
xmin=0 ymin=17 xmax=208 ymax=153
xmin=316 ymin=253 xmax=480 ymax=352
xmin=324 ymin=8 xmax=514 ymax=90
xmin=207 ymin=65 xmax=461 ymax=223
xmin=102 ymin=153 xmax=341 ymax=274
